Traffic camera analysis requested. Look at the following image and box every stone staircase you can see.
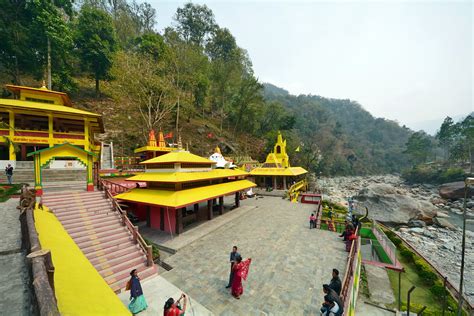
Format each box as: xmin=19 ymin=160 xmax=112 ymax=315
xmin=0 ymin=161 xmax=87 ymax=183
xmin=41 ymin=190 xmax=157 ymax=292
xmin=101 ymin=142 xmax=114 ymax=169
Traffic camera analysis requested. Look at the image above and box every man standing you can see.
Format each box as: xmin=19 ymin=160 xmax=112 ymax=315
xmin=226 ymin=246 xmax=239 ymax=288
xmin=329 ymin=268 xmax=342 ymax=295
xmin=5 ymin=164 xmax=13 ymax=185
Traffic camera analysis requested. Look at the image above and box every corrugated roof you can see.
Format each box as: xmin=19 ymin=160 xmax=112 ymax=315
xmin=126 ymin=169 xmax=249 ymax=183
xmin=141 ymin=151 xmax=216 ymax=165
xmin=249 ymin=167 xmax=308 ymax=176
xmin=115 ymin=180 xmax=256 ymax=208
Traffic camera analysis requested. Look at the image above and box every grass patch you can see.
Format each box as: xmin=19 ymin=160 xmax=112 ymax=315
xmin=0 ymin=183 xmax=22 ymax=202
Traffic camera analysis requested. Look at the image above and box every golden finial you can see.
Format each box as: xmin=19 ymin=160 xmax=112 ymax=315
xmin=40 ymin=80 xmax=48 ymax=90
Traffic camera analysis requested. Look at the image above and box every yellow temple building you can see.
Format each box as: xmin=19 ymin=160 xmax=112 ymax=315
xmin=0 ymin=84 xmax=103 ymax=164
xmin=115 ymin=145 xmax=255 ymax=234
xmin=250 ymin=131 xmax=307 ymax=190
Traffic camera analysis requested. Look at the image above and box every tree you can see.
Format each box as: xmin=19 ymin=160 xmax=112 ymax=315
xmin=174 ymin=2 xmax=217 ymax=47
xmin=404 ymin=131 xmax=432 ymax=165
xmin=75 ymin=5 xmax=117 ymax=94
xmin=110 ymin=51 xmax=177 ymax=141
xmin=436 ymin=116 xmax=455 ymax=161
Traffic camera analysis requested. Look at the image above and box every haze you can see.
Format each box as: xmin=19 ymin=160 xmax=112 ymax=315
xmin=151 ymin=0 xmax=473 ymax=133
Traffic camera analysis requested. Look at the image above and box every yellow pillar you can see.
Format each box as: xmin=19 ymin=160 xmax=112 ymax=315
xmin=34 ymin=154 xmax=43 ymax=196
xmin=8 ymin=111 xmax=16 ymax=161
xmin=48 ymin=114 xmax=53 ymax=147
xmin=84 ymin=119 xmax=89 ymax=151
xmin=86 ymin=154 xmax=94 ymax=191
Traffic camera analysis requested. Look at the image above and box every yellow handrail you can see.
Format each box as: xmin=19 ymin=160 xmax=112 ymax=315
xmin=288 ymin=178 xmax=308 ymax=202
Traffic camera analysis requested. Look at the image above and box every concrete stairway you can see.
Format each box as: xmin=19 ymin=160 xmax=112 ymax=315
xmin=41 ymin=190 xmax=157 ymax=292
xmin=0 ymin=162 xmax=87 ymax=183
xmin=101 ymin=142 xmax=114 ymax=169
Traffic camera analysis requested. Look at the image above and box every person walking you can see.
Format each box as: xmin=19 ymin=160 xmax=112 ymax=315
xmin=163 ymin=294 xmax=187 ymax=316
xmin=309 ymin=213 xmax=316 ymax=229
xmin=5 ymin=164 xmax=13 ymax=184
xmin=127 ymin=269 xmax=148 ymax=315
xmin=226 ymin=246 xmax=240 ymax=288
xmin=329 ymin=269 xmax=342 ymax=295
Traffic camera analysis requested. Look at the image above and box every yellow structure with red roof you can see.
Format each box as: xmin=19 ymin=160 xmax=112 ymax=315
xmin=115 ymin=141 xmax=255 ymax=234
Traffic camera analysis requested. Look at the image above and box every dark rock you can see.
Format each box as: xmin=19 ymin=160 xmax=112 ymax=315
xmin=439 ymin=182 xmax=474 ymax=200
xmin=408 ymin=219 xmax=426 ymax=228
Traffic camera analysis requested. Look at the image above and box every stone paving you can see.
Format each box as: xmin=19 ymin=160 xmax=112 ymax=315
xmin=0 ymin=198 xmax=34 ymax=315
xmin=161 ymin=196 xmax=348 ymax=315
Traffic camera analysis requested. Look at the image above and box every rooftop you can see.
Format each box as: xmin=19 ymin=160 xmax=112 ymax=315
xmin=141 ymin=150 xmax=216 ymax=165
xmin=127 ymin=169 xmax=249 ymax=183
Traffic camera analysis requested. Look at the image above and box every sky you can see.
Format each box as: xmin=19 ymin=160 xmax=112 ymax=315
xmin=149 ymin=0 xmax=473 ymax=133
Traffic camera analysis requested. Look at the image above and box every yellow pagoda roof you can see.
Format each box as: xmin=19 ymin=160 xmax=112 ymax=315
xmin=115 ymin=180 xmax=256 ymax=208
xmin=0 ymin=98 xmax=101 ymax=117
xmin=6 ymin=84 xmax=72 ymax=106
xmin=249 ymin=167 xmax=308 ymax=176
xmin=134 ymin=146 xmax=173 ymax=154
xmin=126 ymin=169 xmax=248 ymax=183
xmin=141 ymin=150 xmax=216 ymax=165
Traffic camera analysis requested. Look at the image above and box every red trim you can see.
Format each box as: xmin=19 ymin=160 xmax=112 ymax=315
xmin=86 ymin=184 xmax=94 ymax=192
xmin=15 ymin=131 xmax=49 ymax=137
xmin=36 ymin=189 xmax=43 ymax=196
xmin=54 ymin=133 xmax=84 ymax=139
xmin=0 ymin=130 xmax=9 ymax=135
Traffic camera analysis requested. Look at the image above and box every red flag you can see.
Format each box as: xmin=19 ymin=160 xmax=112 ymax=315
xmin=164 ymin=132 xmax=173 ymax=139
xmin=240 ymin=258 xmax=252 ymax=281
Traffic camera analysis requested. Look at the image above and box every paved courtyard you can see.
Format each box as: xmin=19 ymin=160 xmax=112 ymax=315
xmin=161 ymin=196 xmax=348 ymax=315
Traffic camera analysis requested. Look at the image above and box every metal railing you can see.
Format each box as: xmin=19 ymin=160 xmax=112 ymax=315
xmin=372 ymin=221 xmax=397 ymax=265
xmin=341 ymin=227 xmax=361 ymax=316
xmin=288 ymin=178 xmax=308 ymax=202
xmin=100 ymin=180 xmax=153 ymax=267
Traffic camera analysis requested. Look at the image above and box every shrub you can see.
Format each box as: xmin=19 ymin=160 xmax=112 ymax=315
xmin=430 ymin=280 xmax=448 ymax=299
xmin=400 ymin=245 xmax=414 ymax=261
xmin=413 ymin=258 xmax=437 ymax=286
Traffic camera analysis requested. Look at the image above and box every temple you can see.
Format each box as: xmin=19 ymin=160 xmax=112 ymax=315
xmin=250 ymin=131 xmax=307 ymax=190
xmin=115 ymin=144 xmax=255 ymax=234
xmin=0 ymin=84 xmax=103 ymax=166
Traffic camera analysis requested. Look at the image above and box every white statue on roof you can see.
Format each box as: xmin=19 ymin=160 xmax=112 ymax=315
xmin=209 ymin=146 xmax=236 ymax=169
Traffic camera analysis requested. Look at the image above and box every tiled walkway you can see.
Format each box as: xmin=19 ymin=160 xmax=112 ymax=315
xmin=161 ymin=197 xmax=347 ymax=315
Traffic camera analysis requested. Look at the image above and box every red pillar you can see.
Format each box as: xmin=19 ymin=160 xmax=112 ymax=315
xmin=218 ymin=196 xmax=224 ymax=215
xmin=207 ymin=200 xmax=213 ymax=220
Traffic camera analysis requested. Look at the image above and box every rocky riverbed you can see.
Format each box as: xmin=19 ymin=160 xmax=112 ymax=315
xmin=314 ymin=175 xmax=474 ymax=305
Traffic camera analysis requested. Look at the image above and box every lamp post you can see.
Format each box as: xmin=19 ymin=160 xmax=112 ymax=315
xmin=458 ymin=177 xmax=474 ymax=315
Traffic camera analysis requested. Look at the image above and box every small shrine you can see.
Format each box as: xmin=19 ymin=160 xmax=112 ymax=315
xmin=115 ymin=141 xmax=255 ymax=234
xmin=134 ymin=130 xmax=174 ymax=160
xmin=250 ymin=131 xmax=307 ymax=190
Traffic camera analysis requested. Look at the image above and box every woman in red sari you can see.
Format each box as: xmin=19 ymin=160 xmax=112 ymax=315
xmin=231 ymin=255 xmax=244 ymax=299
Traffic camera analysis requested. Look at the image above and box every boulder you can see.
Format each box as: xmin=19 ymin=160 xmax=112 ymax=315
xmin=436 ymin=211 xmax=450 ymax=218
xmin=356 ymin=184 xmax=438 ymax=224
xmin=433 ymin=217 xmax=456 ymax=230
xmin=439 ymin=182 xmax=474 ymax=200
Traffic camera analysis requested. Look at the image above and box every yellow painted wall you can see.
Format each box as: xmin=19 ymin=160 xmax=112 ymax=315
xmin=34 ymin=206 xmax=130 ymax=316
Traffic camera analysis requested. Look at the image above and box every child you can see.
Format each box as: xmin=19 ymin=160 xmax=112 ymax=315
xmin=309 ymin=213 xmax=316 ymax=229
